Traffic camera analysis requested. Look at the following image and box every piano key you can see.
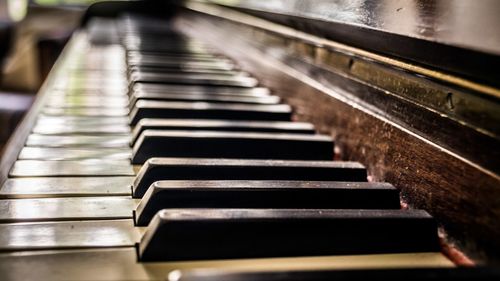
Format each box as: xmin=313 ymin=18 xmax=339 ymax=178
xmin=130 ymin=72 xmax=258 ymax=87
xmin=32 ymin=123 xmax=131 ymax=135
xmin=0 ymin=197 xmax=136 ymax=222
xmin=138 ymin=208 xmax=440 ymax=261
xmin=127 ymin=55 xmax=233 ymax=65
xmin=131 ymin=130 xmax=333 ymax=164
xmin=0 ymin=220 xmax=140 ymax=251
xmin=54 ymin=70 xmax=126 ymax=79
xmin=64 ymin=56 xmax=126 ymax=66
xmin=133 ymin=158 xmax=366 ymax=198
xmin=132 ymin=83 xmax=271 ymax=97
xmin=134 ymin=180 xmax=400 ymax=226
xmin=127 ymin=60 xmax=234 ymax=71
xmin=122 ymin=25 xmax=186 ymax=33
xmin=51 ymin=85 xmax=128 ymax=93
xmin=45 ymin=97 xmax=129 ymax=108
xmin=123 ymin=39 xmax=209 ymax=48
xmin=122 ymin=39 xmax=210 ymax=48
xmin=129 ymin=65 xmax=245 ymax=76
xmin=43 ymin=107 xmax=129 ymax=117
xmin=128 ymin=50 xmax=219 ymax=59
xmin=26 ymin=134 xmax=131 ymax=148
xmin=51 ymin=85 xmax=128 ymax=94
xmin=36 ymin=115 xmax=129 ymax=126
xmin=0 ymin=249 xmax=453 ymax=281
xmin=171 ymin=268 xmax=500 ymax=281
xmin=129 ymin=92 xmax=281 ymax=106
xmin=65 ymin=65 xmax=127 ymax=73
xmin=124 ymin=42 xmax=207 ymax=49
xmin=125 ymin=44 xmax=199 ymax=51
xmin=124 ymin=34 xmax=201 ymax=41
xmin=54 ymin=72 xmax=127 ymax=80
xmin=122 ymin=36 xmax=205 ymax=44
xmin=58 ymin=71 xmax=126 ymax=81
xmin=129 ymin=101 xmax=292 ymax=125
xmin=65 ymin=53 xmax=125 ymax=63
xmin=10 ymin=160 xmax=135 ymax=177
xmin=124 ymin=45 xmax=216 ymax=54
xmin=127 ymin=64 xmax=237 ymax=76
xmin=49 ymin=88 xmax=128 ymax=96
xmin=18 ymin=147 xmax=131 ymax=161
xmin=126 ymin=46 xmax=216 ymax=53
xmin=131 ymin=119 xmax=315 ymax=144
xmin=125 ymin=49 xmax=218 ymax=58
xmin=0 ymin=177 xmax=133 ymax=198
xmin=52 ymin=78 xmax=128 ymax=89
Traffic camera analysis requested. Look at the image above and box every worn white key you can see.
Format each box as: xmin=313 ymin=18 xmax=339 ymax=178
xmin=32 ymin=124 xmax=131 ymax=135
xmin=10 ymin=160 xmax=135 ymax=177
xmin=0 ymin=197 xmax=137 ymax=222
xmin=46 ymin=96 xmax=129 ymax=108
xmin=26 ymin=135 xmax=131 ymax=148
xmin=0 ymin=177 xmax=133 ymax=198
xmin=42 ymin=107 xmax=129 ymax=117
xmin=48 ymin=88 xmax=128 ymax=96
xmin=0 ymin=220 xmax=141 ymax=251
xmin=36 ymin=115 xmax=129 ymax=126
xmin=18 ymin=147 xmax=132 ymax=160
xmin=52 ymin=78 xmax=127 ymax=89
xmin=0 ymin=248 xmax=453 ymax=281
xmin=133 ymin=84 xmax=271 ymax=97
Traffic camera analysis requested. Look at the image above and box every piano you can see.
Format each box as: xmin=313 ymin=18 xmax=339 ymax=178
xmin=0 ymin=0 xmax=499 ymax=279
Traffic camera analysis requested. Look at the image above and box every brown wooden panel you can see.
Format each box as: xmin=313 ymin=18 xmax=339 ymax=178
xmin=175 ymin=9 xmax=500 ymax=264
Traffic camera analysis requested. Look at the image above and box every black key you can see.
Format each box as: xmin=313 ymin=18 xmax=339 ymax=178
xmin=134 ymin=180 xmax=400 ymax=226
xmin=138 ymin=208 xmax=440 ymax=261
xmin=131 ymin=119 xmax=315 ymax=144
xmin=132 ymin=158 xmax=367 ymax=198
xmin=129 ymin=91 xmax=280 ymax=107
xmin=130 ymin=72 xmax=258 ymax=87
xmin=129 ymin=101 xmax=292 ymax=125
xmin=132 ymin=84 xmax=271 ymax=97
xmin=131 ymin=130 xmax=333 ymax=164
xmin=170 ymin=268 xmax=500 ymax=281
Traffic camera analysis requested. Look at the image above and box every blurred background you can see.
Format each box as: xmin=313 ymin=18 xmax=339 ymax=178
xmin=0 ymin=0 xmax=94 ymax=154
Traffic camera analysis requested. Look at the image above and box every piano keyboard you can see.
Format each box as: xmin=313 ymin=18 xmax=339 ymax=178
xmin=0 ymin=16 xmax=455 ymax=280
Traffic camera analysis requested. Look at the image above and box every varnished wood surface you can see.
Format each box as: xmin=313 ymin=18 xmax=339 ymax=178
xmin=211 ymin=0 xmax=500 ymax=56
xmin=212 ymin=0 xmax=500 ymax=87
xmin=176 ymin=8 xmax=500 ymax=264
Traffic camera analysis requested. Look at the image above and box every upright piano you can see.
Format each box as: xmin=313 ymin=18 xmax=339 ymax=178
xmin=0 ymin=0 xmax=499 ymax=280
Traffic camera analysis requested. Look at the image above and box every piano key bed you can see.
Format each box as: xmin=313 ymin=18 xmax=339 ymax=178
xmin=0 ymin=15 xmax=459 ymax=280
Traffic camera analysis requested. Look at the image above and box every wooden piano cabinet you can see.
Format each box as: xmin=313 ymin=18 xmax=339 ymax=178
xmin=175 ymin=4 xmax=500 ymax=264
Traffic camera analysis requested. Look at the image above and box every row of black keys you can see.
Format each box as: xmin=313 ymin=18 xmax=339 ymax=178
xmin=118 ymin=24 xmax=441 ymax=263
